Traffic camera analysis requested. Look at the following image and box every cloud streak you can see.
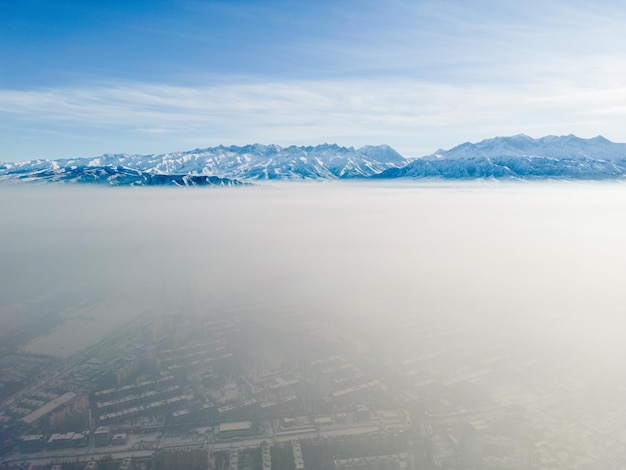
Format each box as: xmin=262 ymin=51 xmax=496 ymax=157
xmin=2 ymin=72 xmax=626 ymax=160
xmin=2 ymin=1 xmax=626 ymax=160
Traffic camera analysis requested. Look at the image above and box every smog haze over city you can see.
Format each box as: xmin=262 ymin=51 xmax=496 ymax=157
xmin=3 ymin=1 xmax=626 ymax=470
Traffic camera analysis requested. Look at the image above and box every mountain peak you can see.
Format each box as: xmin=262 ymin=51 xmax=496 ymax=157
xmin=5 ymin=136 xmax=626 ymax=185
xmin=357 ymin=144 xmax=406 ymax=163
xmin=1 ymin=143 xmax=408 ymax=183
xmin=427 ymin=134 xmax=625 ymax=161
xmin=378 ymin=134 xmax=626 ymax=180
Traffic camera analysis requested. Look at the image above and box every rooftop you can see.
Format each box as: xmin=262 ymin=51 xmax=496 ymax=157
xmin=218 ymin=421 xmax=253 ymax=433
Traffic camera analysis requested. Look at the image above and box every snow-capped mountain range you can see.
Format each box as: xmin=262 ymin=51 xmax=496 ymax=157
xmin=426 ymin=134 xmax=626 ymax=161
xmin=2 ymin=135 xmax=626 ymax=185
xmin=0 ymin=144 xmax=406 ymax=186
xmin=0 ymin=165 xmax=242 ymax=187
xmin=376 ymin=134 xmax=626 ymax=180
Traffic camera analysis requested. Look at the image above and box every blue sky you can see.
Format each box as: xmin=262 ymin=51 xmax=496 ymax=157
xmin=1 ymin=0 xmax=626 ymax=161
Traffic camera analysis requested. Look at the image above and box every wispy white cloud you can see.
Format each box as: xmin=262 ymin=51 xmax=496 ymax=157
xmin=2 ymin=69 xmax=626 ymax=159
xmin=2 ymin=0 xmax=626 ymax=160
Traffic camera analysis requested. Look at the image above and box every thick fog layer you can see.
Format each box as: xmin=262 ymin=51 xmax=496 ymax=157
xmin=2 ymin=181 xmax=626 ymax=364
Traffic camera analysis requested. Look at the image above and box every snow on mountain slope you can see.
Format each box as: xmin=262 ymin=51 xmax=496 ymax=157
xmin=0 ymin=144 xmax=407 ymax=184
xmin=0 ymin=165 xmax=241 ymax=186
xmin=426 ymin=134 xmax=626 ymax=161
xmin=4 ymin=136 xmax=626 ymax=184
xmin=375 ymin=135 xmax=626 ymax=180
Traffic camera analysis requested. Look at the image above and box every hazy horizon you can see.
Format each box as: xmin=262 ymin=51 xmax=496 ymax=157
xmin=2 ymin=181 xmax=626 ymax=364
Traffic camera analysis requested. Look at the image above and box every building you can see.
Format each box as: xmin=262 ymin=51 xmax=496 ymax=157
xmin=356 ymin=405 xmax=371 ymax=421
xmin=72 ymin=432 xmax=89 ymax=447
xmin=94 ymin=426 xmax=112 ymax=447
xmin=111 ymin=433 xmax=128 ymax=446
xmin=48 ymin=433 xmax=77 ymax=450
xmin=20 ymin=392 xmax=77 ymax=425
xmin=229 ymin=449 xmax=239 ymax=470
xmin=293 ymin=442 xmax=305 ymax=470
xmin=261 ymin=441 xmax=271 ymax=470
xmin=45 ymin=432 xmax=88 ymax=449
xmin=19 ymin=434 xmax=44 ymax=453
xmin=152 ymin=445 xmax=210 ymax=470
xmin=217 ymin=421 xmax=253 ymax=439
